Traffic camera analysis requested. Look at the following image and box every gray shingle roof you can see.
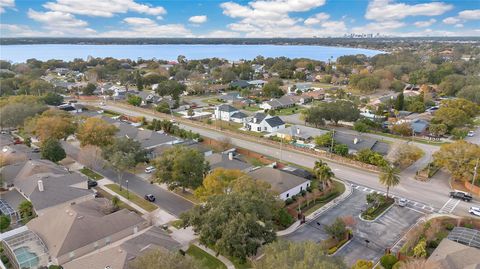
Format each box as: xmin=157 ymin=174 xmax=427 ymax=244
xmin=206 ymin=153 xmax=252 ymax=171
xmin=264 ymin=116 xmax=285 ymax=127
xmin=231 ymin=111 xmax=248 ymax=119
xmin=252 ymin=113 xmax=267 ymax=122
xmin=217 ymin=104 xmax=238 ymax=112
xmin=248 ymin=167 xmax=309 ymax=194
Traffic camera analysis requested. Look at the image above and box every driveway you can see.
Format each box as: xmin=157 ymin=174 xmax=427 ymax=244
xmin=283 ymin=188 xmax=423 ymax=265
xmin=61 ymin=141 xmax=194 ymax=217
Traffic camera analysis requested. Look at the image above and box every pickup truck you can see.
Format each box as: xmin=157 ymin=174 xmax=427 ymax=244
xmin=450 ymin=191 xmax=473 ymax=202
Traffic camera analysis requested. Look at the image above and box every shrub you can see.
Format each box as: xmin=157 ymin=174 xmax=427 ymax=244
xmin=445 ymin=223 xmax=455 ymax=231
xmin=464 ymin=223 xmax=474 ymax=229
xmin=327 ymin=246 xmax=337 ymax=255
xmin=427 ymin=240 xmax=438 ymax=249
xmin=380 ymin=254 xmax=398 ymax=269
xmin=0 ymin=215 xmax=10 ymax=231
xmin=277 ymin=208 xmax=294 ymax=228
xmin=300 ymin=190 xmax=306 ymax=196
xmin=413 ymin=239 xmax=427 ymax=258
xmin=1 ymin=255 xmax=8 ymax=264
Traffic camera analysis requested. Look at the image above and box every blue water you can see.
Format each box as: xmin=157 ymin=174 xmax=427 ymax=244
xmin=13 ymin=246 xmax=39 ymax=268
xmin=0 ymin=44 xmax=383 ymax=63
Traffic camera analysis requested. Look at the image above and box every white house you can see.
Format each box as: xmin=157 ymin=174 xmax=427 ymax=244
xmin=244 ymin=113 xmax=285 ymax=133
xmin=248 ymin=167 xmax=311 ymax=200
xmin=213 ymin=104 xmax=248 ymax=123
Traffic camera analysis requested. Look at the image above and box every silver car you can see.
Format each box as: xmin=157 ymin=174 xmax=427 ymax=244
xmin=397 ymin=198 xmax=408 ymax=207
xmin=469 ymin=206 xmax=480 ymax=217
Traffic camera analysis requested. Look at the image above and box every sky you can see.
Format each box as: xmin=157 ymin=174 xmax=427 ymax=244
xmin=0 ymin=0 xmax=479 ymax=38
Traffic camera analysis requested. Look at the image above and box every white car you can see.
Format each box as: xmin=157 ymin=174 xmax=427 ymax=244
xmin=467 ymin=131 xmax=475 ymax=137
xmin=398 ymin=198 xmax=408 ymax=207
xmin=469 ymin=206 xmax=480 ymax=217
xmin=145 ymin=166 xmax=156 ymax=174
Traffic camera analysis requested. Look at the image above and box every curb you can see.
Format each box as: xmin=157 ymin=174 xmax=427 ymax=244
xmin=193 ymin=242 xmax=235 ymax=269
xmin=358 ymin=203 xmax=395 ymax=222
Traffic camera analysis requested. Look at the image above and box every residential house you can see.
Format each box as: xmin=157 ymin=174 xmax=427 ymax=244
xmin=275 ymin=125 xmax=328 ymax=142
xmin=411 ymin=119 xmax=430 ymax=135
xmin=301 ymin=89 xmax=325 ymax=100
xmin=230 ymin=80 xmax=250 ymax=89
xmin=288 ymin=82 xmax=312 ymax=93
xmin=332 ymin=132 xmax=389 ymax=155
xmin=245 ymin=113 xmax=286 ymax=133
xmin=62 ymin=226 xmax=181 ymax=269
xmin=248 ymin=167 xmax=310 ymax=200
xmin=26 ymin=198 xmax=149 ymax=265
xmin=0 ymin=160 xmax=94 ymax=216
xmin=206 ymin=152 xmax=253 ymax=172
xmin=260 ymin=96 xmax=296 ymax=110
xmin=247 ymin=80 xmax=266 ymax=88
xmin=213 ymin=104 xmax=248 ymax=123
xmin=218 ymin=92 xmax=243 ymax=104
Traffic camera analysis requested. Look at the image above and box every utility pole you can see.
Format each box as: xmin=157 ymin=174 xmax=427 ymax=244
xmin=330 ymin=129 xmax=335 ymax=153
xmin=471 ymin=158 xmax=479 ymax=190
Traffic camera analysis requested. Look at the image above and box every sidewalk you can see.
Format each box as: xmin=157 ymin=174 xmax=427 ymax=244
xmin=194 ymin=242 xmax=235 ymax=269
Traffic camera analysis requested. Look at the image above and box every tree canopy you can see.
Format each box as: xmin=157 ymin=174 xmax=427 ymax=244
xmin=194 ymin=168 xmax=248 ymax=201
xmin=41 ymin=138 xmax=66 ymax=163
xmin=76 ymin=117 xmax=118 ymax=147
xmin=433 ymin=141 xmax=480 ymax=182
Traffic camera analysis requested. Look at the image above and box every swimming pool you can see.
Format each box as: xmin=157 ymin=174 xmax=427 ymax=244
xmin=13 ymin=246 xmax=39 ymax=268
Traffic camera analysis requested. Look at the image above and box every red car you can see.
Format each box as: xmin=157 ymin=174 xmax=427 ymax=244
xmin=13 ymin=138 xmax=23 ymax=145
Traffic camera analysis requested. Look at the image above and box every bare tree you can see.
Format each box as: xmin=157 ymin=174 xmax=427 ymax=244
xmin=219 ymin=137 xmax=232 ymax=152
xmin=78 ymin=145 xmax=103 ymax=171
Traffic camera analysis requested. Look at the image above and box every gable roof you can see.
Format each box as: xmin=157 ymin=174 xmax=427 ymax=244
xmin=248 ymin=167 xmax=309 ymax=194
xmin=230 ymin=80 xmax=250 ymax=88
xmin=411 ymin=119 xmax=429 ymax=133
xmin=217 ymin=104 xmax=238 ymax=112
xmin=252 ymin=113 xmax=267 ymax=123
xmin=264 ymin=116 xmax=285 ymax=128
xmin=27 ymin=198 xmax=146 ymax=258
xmin=276 ymin=125 xmax=328 ymax=140
xmin=206 ymin=153 xmax=252 ymax=171
xmin=231 ymin=111 xmax=248 ymax=119
xmin=428 ymin=239 xmax=480 ymax=269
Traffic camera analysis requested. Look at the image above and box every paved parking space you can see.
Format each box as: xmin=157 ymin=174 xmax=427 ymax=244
xmin=283 ymin=187 xmax=423 ymax=266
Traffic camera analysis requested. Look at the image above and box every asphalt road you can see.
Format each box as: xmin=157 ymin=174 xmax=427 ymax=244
xmin=61 ymin=141 xmax=194 ymax=216
xmin=283 ymin=188 xmax=423 ymax=266
xmin=96 ymin=103 xmax=477 ymax=216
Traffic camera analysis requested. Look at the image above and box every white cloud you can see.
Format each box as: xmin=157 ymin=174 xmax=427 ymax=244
xmin=189 ymin=15 xmax=207 ymax=24
xmin=414 ymin=19 xmax=436 ymax=28
xmin=458 ymin=9 xmax=480 ymax=20
xmin=455 ymin=24 xmax=464 ymax=28
xmin=365 ymin=0 xmax=452 ymax=22
xmin=200 ymin=30 xmax=241 ymax=38
xmin=43 ymin=0 xmax=166 ymax=17
xmin=0 ymin=0 xmax=14 ymax=13
xmin=27 ymin=9 xmax=96 ymax=36
xmin=304 ymin=12 xmax=330 ymax=26
xmin=443 ymin=17 xmax=460 ymax=24
xmin=98 ymin=17 xmax=193 ymax=37
xmin=0 ymin=23 xmax=46 ymax=37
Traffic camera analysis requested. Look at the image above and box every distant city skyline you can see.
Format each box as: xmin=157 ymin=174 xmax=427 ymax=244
xmin=0 ymin=0 xmax=479 ymax=38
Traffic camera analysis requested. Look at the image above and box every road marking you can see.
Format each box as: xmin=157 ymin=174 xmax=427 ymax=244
xmin=439 ymin=198 xmax=461 ymax=214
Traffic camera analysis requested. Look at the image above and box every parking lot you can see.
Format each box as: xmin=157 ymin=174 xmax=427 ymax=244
xmin=283 ymin=187 xmax=423 ymax=265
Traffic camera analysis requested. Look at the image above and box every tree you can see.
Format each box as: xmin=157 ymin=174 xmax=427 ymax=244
xmin=333 ymin=144 xmax=349 ymax=156
xmin=387 ymin=143 xmax=423 ymax=168
xmin=302 ymin=106 xmax=326 ymax=127
xmin=428 ymin=123 xmax=447 ymax=137
xmin=77 ymin=117 xmax=118 ymax=147
xmin=395 ymin=92 xmax=404 ymax=111
xmin=253 ymin=240 xmax=346 ymax=269
xmin=314 ymin=160 xmax=334 ymax=190
xmin=433 ymin=141 xmax=480 ymax=182
xmin=263 ymin=82 xmax=284 ymax=98
xmin=0 ymin=102 xmax=47 ymax=129
xmin=433 ymin=107 xmax=470 ymax=129
xmin=82 ymin=83 xmax=97 ymax=96
xmin=356 ymin=149 xmax=388 ymax=167
xmin=352 ymin=259 xmax=373 ymax=269
xmin=129 ymin=249 xmax=201 ymax=269
xmin=457 ymin=85 xmax=480 ymax=105
xmin=181 ymin=179 xmax=280 ymax=262
xmin=406 ymin=101 xmax=426 ymax=113
xmin=135 ymin=70 xmax=143 ymax=90
xmin=194 ymin=168 xmax=248 ymax=201
xmin=32 ymin=111 xmax=77 ymax=141
xmin=42 ymin=92 xmax=64 ymax=106
xmin=353 ymin=121 xmax=369 ymax=133
xmin=102 ymin=137 xmax=146 ymax=190
xmin=380 ymin=254 xmax=398 ymax=269
xmin=314 ymin=132 xmax=333 ymax=148
xmin=78 ymin=145 xmax=103 ymax=171
xmin=0 ymin=215 xmax=10 ymax=232
xmin=379 ymin=165 xmax=400 ymax=198
xmin=18 ymin=200 xmax=36 ymax=224
xmin=440 ymin=98 xmax=478 ymax=118
xmin=187 ymin=108 xmax=194 ymax=117
xmin=391 ymin=123 xmax=412 ymax=137
xmin=127 ymin=94 xmax=142 ymax=106
xmin=41 ymin=138 xmax=66 ymax=162
xmin=153 ymin=146 xmax=207 ymax=191
xmin=324 ymin=217 xmax=347 ymax=240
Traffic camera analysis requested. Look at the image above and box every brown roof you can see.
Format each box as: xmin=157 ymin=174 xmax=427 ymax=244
xmin=428 ymin=239 xmax=480 ymax=269
xmin=27 ymin=198 xmax=146 ymax=258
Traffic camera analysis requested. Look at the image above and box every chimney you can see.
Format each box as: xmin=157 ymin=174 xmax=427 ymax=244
xmin=38 ymin=180 xmax=44 ymax=192
xmin=353 ymin=138 xmax=358 ymax=145
xmin=296 ymin=128 xmax=300 ymax=135
xmin=228 ymin=152 xmax=233 ymax=161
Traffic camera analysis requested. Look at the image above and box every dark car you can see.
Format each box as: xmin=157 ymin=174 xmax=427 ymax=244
xmin=144 ymin=194 xmax=156 ymax=202
xmin=31 ymin=148 xmax=40 ymax=153
xmin=450 ymin=191 xmax=472 ymax=202
xmin=87 ymin=180 xmax=98 ymax=189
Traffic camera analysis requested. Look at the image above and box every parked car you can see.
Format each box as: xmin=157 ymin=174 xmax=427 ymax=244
xmin=450 ymin=191 xmax=473 ymax=202
xmin=145 ymin=166 xmax=156 ymax=174
xmin=31 ymin=148 xmax=40 ymax=153
xmin=144 ymin=194 xmax=156 ymax=202
xmin=13 ymin=138 xmax=23 ymax=145
xmin=397 ymin=198 xmax=408 ymax=207
xmin=468 ymin=131 xmax=475 ymax=137
xmin=469 ymin=206 xmax=480 ymax=216
xmin=87 ymin=180 xmax=98 ymax=189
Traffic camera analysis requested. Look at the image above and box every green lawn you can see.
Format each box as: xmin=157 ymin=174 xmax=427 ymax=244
xmin=105 ymin=184 xmax=158 ymax=212
xmin=173 ymin=189 xmax=201 ymax=204
xmin=186 ymin=245 xmax=227 ymax=269
xmin=94 ymin=187 xmax=139 ymax=214
xmin=169 ymin=219 xmax=184 ymax=229
xmin=79 ymin=167 xmax=104 ymax=180
xmin=303 ymin=181 xmax=346 ymax=216
xmin=212 ymin=120 xmax=264 ymax=137
xmin=371 ymin=131 xmax=448 ymax=145
xmin=203 ymin=98 xmax=226 ymax=105
xmin=273 ymin=106 xmax=305 ymax=116
xmin=240 ymin=105 xmax=261 ymax=112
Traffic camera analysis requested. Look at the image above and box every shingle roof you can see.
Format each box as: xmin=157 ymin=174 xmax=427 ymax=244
xmin=217 ymin=104 xmax=238 ymax=112
xmin=252 ymin=113 xmax=267 ymax=122
xmin=231 ymin=111 xmax=248 ymax=119
xmin=264 ymin=116 xmax=285 ymax=128
xmin=411 ymin=119 xmax=429 ymax=133
xmin=206 ymin=153 xmax=252 ymax=171
xmin=230 ymin=80 xmax=250 ymax=88
xmin=248 ymin=167 xmax=309 ymax=194
xmin=27 ymin=198 xmax=146 ymax=258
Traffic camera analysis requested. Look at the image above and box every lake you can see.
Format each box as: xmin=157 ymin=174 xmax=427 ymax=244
xmin=0 ymin=44 xmax=383 ymax=63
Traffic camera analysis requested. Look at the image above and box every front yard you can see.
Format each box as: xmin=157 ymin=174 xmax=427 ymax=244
xmin=105 ymin=184 xmax=158 ymax=212
xmin=79 ymin=167 xmax=104 ymax=180
xmin=186 ymin=245 xmax=227 ymax=269
xmin=271 ymin=105 xmax=305 ymax=116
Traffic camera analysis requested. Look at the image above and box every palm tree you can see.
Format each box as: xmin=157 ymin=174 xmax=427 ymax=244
xmin=379 ymin=165 xmax=400 ymax=198
xmin=314 ymin=160 xmax=334 ymax=191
